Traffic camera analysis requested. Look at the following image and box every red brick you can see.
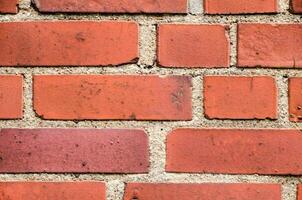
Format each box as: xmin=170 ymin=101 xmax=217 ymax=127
xmin=0 ymin=182 xmax=105 ymax=200
xmin=204 ymin=76 xmax=277 ymax=119
xmin=0 ymin=0 xmax=18 ymax=13
xmin=0 ymin=21 xmax=138 ymax=66
xmin=0 ymin=75 xmax=23 ymax=119
xmin=166 ymin=129 xmax=302 ymax=175
xmin=288 ymin=78 xmax=302 ymax=122
xmin=204 ymin=0 xmax=277 ymax=14
xmin=33 ymin=0 xmax=187 ymax=13
xmin=158 ymin=24 xmax=230 ymax=68
xmin=238 ymin=24 xmax=302 ymax=68
xmin=291 ymin=0 xmax=302 ymax=13
xmin=33 ymin=75 xmax=192 ymax=120
xmin=0 ymin=129 xmax=148 ymax=173
xmin=123 ymin=183 xmax=281 ymax=200
xmin=298 ymin=185 xmax=302 ymax=200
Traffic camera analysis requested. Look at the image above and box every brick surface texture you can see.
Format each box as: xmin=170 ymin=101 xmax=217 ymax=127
xmin=0 ymin=0 xmax=301 ymax=199
xmin=0 ymin=0 xmax=18 ymax=13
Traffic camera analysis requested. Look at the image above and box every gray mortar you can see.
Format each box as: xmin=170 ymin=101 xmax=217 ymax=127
xmin=0 ymin=0 xmax=302 ymax=200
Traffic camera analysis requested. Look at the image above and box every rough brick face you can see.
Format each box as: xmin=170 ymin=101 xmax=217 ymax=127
xmin=158 ymin=24 xmax=230 ymax=68
xmin=0 ymin=21 xmax=138 ymax=66
xmin=298 ymin=185 xmax=302 ymax=200
xmin=33 ymin=0 xmax=187 ymax=13
xmin=288 ymin=78 xmax=302 ymax=122
xmin=238 ymin=24 xmax=302 ymax=68
xmin=0 ymin=182 xmax=105 ymax=200
xmin=0 ymin=129 xmax=149 ymax=173
xmin=204 ymin=76 xmax=277 ymax=119
xmin=0 ymin=0 xmax=18 ymax=13
xmin=124 ymin=183 xmax=281 ymax=200
xmin=291 ymin=0 xmax=302 ymax=13
xmin=33 ymin=75 xmax=192 ymax=120
xmin=0 ymin=75 xmax=23 ymax=119
xmin=1 ymin=0 xmax=302 ymax=197
xmin=166 ymin=129 xmax=302 ymax=175
xmin=204 ymin=0 xmax=277 ymax=14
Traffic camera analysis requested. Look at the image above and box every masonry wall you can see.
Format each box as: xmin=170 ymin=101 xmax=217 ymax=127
xmin=0 ymin=0 xmax=302 ymax=199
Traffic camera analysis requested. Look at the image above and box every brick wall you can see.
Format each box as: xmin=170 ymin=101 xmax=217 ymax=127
xmin=0 ymin=0 xmax=301 ymax=199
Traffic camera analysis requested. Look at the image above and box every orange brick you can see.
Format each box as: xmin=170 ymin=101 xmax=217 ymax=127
xmin=0 ymin=75 xmax=23 ymax=119
xmin=0 ymin=182 xmax=105 ymax=200
xmin=204 ymin=0 xmax=277 ymax=14
xmin=290 ymin=0 xmax=302 ymax=13
xmin=0 ymin=21 xmax=138 ymax=66
xmin=167 ymin=129 xmax=302 ymax=175
xmin=288 ymin=78 xmax=302 ymax=122
xmin=204 ymin=76 xmax=277 ymax=119
xmin=158 ymin=24 xmax=230 ymax=68
xmin=0 ymin=0 xmax=18 ymax=13
xmin=238 ymin=24 xmax=302 ymax=68
xmin=33 ymin=75 xmax=192 ymax=120
xmin=124 ymin=183 xmax=281 ymax=200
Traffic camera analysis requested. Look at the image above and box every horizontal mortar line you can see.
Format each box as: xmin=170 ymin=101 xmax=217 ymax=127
xmin=0 ymin=173 xmax=301 ymax=183
xmin=1 ymin=67 xmax=302 ymax=75
xmin=0 ymin=121 xmax=301 ymax=129
xmin=1 ymin=7 xmax=299 ymax=17
xmin=0 ymin=13 xmax=301 ymax=23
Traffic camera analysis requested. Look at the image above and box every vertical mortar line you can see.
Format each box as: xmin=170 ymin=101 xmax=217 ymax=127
xmin=107 ymin=180 xmax=125 ymax=200
xmin=191 ymin=75 xmax=204 ymax=127
xmin=18 ymin=0 xmax=32 ymax=11
xmin=276 ymin=73 xmax=291 ymax=125
xmin=229 ymin=23 xmax=238 ymax=68
xmin=282 ymin=180 xmax=298 ymax=200
xmin=279 ymin=0 xmax=290 ymax=13
xmin=22 ymin=69 xmax=39 ymax=128
xmin=189 ymin=0 xmax=203 ymax=15
xmin=138 ymin=24 xmax=157 ymax=69
xmin=145 ymin=125 xmax=171 ymax=180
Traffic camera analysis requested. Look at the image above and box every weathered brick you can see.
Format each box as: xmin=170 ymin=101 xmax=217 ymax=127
xmin=288 ymin=78 xmax=302 ymax=122
xmin=158 ymin=24 xmax=230 ymax=68
xmin=290 ymin=0 xmax=302 ymax=13
xmin=0 ymin=75 xmax=23 ymax=119
xmin=238 ymin=24 xmax=302 ymax=68
xmin=0 ymin=182 xmax=105 ymax=200
xmin=0 ymin=129 xmax=149 ymax=173
xmin=167 ymin=129 xmax=302 ymax=175
xmin=33 ymin=75 xmax=192 ymax=120
xmin=297 ymin=184 xmax=302 ymax=200
xmin=123 ymin=183 xmax=281 ymax=200
xmin=204 ymin=76 xmax=277 ymax=119
xmin=0 ymin=0 xmax=18 ymax=13
xmin=33 ymin=0 xmax=187 ymax=13
xmin=204 ymin=0 xmax=277 ymax=14
xmin=0 ymin=21 xmax=138 ymax=66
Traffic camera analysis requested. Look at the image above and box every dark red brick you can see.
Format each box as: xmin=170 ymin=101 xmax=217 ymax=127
xmin=33 ymin=0 xmax=187 ymax=13
xmin=0 ymin=129 xmax=149 ymax=173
